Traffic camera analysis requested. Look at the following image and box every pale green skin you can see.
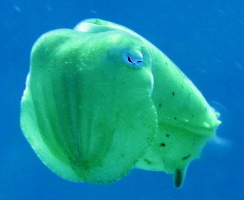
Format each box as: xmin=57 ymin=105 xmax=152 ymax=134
xmin=20 ymin=19 xmax=221 ymax=187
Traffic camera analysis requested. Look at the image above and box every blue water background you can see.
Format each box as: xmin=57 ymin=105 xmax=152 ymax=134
xmin=0 ymin=0 xmax=243 ymax=199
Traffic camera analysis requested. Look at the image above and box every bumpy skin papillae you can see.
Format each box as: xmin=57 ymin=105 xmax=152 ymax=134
xmin=20 ymin=19 xmax=220 ymax=186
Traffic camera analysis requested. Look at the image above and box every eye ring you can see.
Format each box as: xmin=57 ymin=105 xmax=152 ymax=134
xmin=123 ymin=50 xmax=144 ymax=67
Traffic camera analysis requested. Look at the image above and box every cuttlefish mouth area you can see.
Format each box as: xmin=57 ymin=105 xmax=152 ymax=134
xmin=178 ymin=118 xmax=220 ymax=136
xmin=160 ymin=113 xmax=221 ymax=138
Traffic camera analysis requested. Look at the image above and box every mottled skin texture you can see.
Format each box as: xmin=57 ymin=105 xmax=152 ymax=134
xmin=20 ymin=19 xmax=220 ymax=187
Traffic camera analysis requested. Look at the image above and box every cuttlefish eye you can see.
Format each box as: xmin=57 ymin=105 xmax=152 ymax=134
xmin=123 ymin=50 xmax=144 ymax=67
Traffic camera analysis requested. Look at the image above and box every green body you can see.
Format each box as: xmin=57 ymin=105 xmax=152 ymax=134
xmin=20 ymin=19 xmax=220 ymax=187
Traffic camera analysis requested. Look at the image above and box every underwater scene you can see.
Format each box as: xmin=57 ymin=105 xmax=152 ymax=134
xmin=0 ymin=0 xmax=243 ymax=199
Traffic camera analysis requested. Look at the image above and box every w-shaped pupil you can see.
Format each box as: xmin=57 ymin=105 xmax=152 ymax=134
xmin=127 ymin=56 xmax=142 ymax=63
